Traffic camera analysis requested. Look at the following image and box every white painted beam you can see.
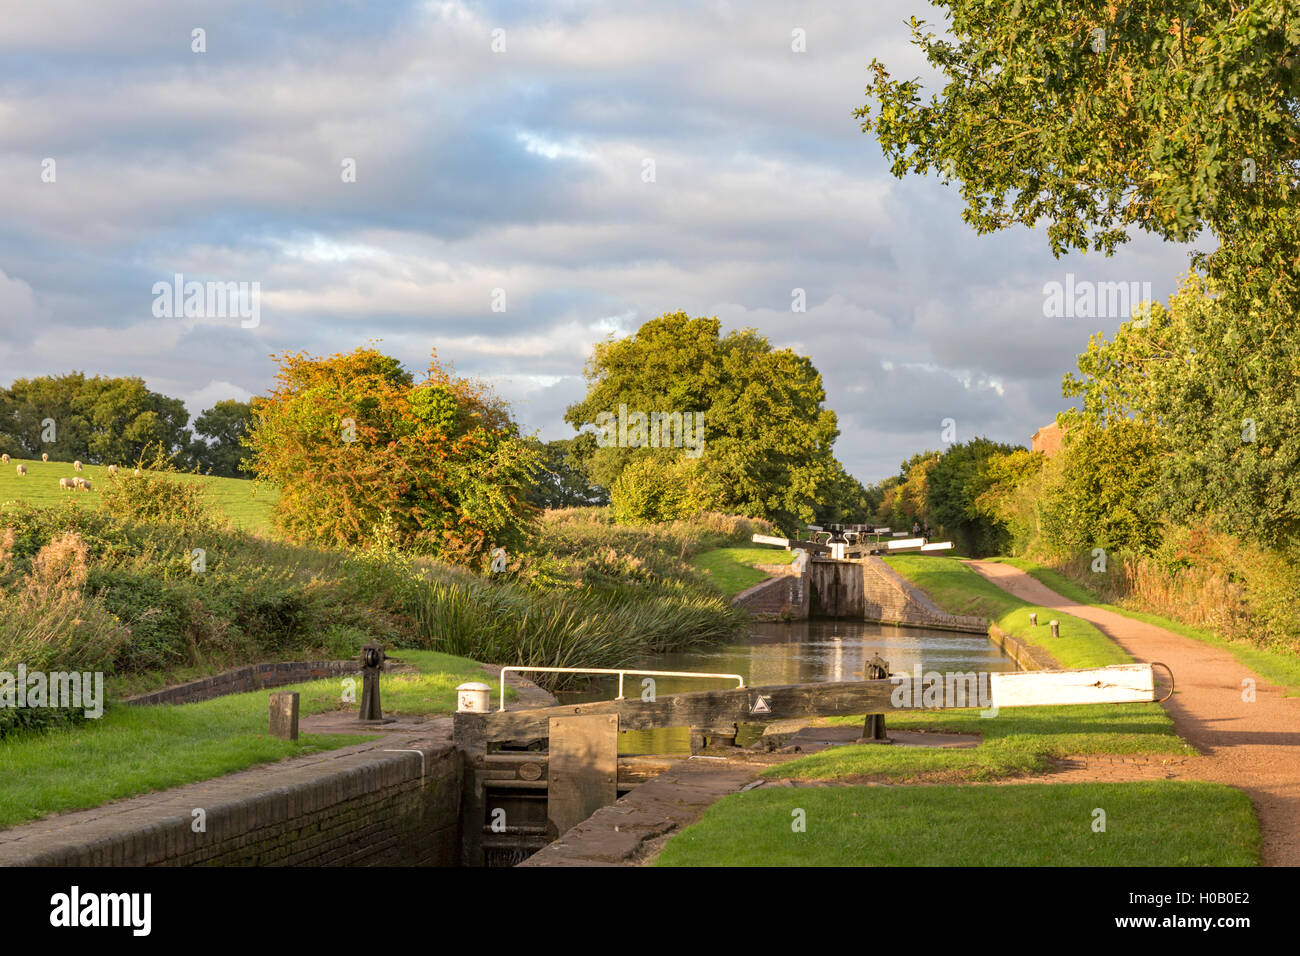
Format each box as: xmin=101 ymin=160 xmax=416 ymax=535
xmin=990 ymin=664 xmax=1156 ymax=708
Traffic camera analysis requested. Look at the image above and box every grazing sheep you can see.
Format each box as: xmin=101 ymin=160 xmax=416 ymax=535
xmin=107 ymin=465 xmax=117 ymax=475
xmin=16 ymin=464 xmax=26 ymax=476
xmin=41 ymin=453 xmax=48 ymax=462
xmin=59 ymin=477 xmax=75 ymax=491
xmin=74 ymin=460 xmax=83 ymax=472
xmin=133 ymin=468 xmax=141 ymax=477
xmin=76 ymin=478 xmax=92 ymax=492
xmin=0 ymin=454 xmax=7 ymax=464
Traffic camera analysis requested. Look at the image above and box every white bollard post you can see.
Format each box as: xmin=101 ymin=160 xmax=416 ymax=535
xmin=457 ymin=681 xmax=492 ymax=713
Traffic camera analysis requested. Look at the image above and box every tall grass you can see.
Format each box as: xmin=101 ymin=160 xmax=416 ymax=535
xmin=0 ymin=502 xmax=756 ymax=692
xmin=1038 ymin=522 xmax=1300 ymax=654
xmin=416 ymin=575 xmax=745 ymax=689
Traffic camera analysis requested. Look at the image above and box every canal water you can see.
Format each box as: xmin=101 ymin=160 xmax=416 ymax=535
xmin=559 ymin=619 xmax=1016 ymax=754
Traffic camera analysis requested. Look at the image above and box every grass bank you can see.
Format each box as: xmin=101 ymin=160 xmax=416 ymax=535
xmin=689 ymin=546 xmax=794 ymax=597
xmin=653 ymin=782 xmax=1259 ymax=866
xmin=0 ymin=650 xmax=485 ymax=831
xmin=765 ymin=704 xmax=1191 ymax=784
xmin=0 ymin=502 xmax=756 ymax=693
xmin=994 ymin=557 xmax=1300 ymax=696
xmin=883 ymin=554 xmax=1128 ymax=668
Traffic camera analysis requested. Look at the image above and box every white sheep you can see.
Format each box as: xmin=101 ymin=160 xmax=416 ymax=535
xmin=0 ymin=454 xmax=8 ymax=464
xmin=59 ymin=477 xmax=75 ymax=491
xmin=133 ymin=468 xmax=141 ymax=477
xmin=76 ymin=478 xmax=92 ymax=492
xmin=74 ymin=460 xmax=83 ymax=472
xmin=41 ymin=453 xmax=48 ymax=462
xmin=107 ymin=464 xmax=117 ymax=475
xmin=16 ymin=464 xmax=26 ymax=476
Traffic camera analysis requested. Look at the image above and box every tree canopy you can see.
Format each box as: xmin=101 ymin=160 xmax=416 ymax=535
xmin=564 ymin=313 xmax=861 ymax=530
xmin=188 ymin=399 xmax=254 ymax=478
xmin=0 ymin=373 xmax=191 ymax=465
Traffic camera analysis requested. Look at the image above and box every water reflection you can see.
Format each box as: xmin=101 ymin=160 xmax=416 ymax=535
xmin=557 ymin=619 xmax=1013 ymax=755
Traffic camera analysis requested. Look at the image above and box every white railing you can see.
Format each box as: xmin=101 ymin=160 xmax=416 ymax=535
xmin=497 ymin=666 xmax=745 ymax=712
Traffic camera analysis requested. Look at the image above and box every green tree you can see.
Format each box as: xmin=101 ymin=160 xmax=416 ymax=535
xmin=1064 ymin=274 xmax=1300 ymax=547
xmin=529 ymin=435 xmax=609 ymax=509
xmin=188 ymin=399 xmax=254 ymax=477
xmin=564 ymin=313 xmax=851 ymax=531
xmin=609 ymin=455 xmax=707 ymax=525
xmin=971 ymin=448 xmax=1048 ymax=555
xmin=857 ymin=3 xmax=1299 ymax=287
xmin=0 ymin=373 xmax=191 ymax=464
xmin=1039 ymin=419 xmax=1166 ymax=556
xmin=859 ymin=2 xmax=1300 ymax=550
xmin=926 ymin=438 xmax=1022 ymax=556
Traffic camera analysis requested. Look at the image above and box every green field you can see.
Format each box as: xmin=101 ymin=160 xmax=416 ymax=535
xmin=653 ymin=782 xmax=1259 ymax=866
xmin=0 ymin=650 xmax=493 ymax=830
xmin=0 ymin=457 xmax=277 ymax=532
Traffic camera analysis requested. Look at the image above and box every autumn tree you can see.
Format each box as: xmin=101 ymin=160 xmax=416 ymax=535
xmin=246 ymin=347 xmax=539 ymax=563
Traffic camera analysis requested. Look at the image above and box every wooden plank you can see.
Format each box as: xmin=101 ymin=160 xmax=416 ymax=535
xmin=481 ymin=665 xmax=1162 ymax=745
xmin=482 ymin=753 xmax=679 ymax=787
xmin=547 ymin=714 xmax=619 ymax=837
xmin=751 ymin=534 xmax=791 ymax=548
xmin=990 ymin=664 xmax=1155 ymax=708
xmin=486 ymin=679 xmax=907 ymax=740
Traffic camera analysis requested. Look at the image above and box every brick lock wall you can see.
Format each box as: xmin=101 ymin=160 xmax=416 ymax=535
xmin=0 ymin=742 xmax=463 ymax=867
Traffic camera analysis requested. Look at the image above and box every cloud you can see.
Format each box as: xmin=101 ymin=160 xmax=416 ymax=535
xmin=0 ymin=0 xmax=1198 ymax=485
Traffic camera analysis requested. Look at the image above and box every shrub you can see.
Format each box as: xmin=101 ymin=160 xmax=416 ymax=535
xmin=245 ymin=346 xmax=540 ymax=564
xmin=98 ymin=447 xmax=221 ymax=531
xmin=610 ymin=456 xmax=708 ymax=524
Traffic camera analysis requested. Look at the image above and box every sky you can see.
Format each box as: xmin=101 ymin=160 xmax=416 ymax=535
xmin=0 ymin=0 xmax=1199 ymax=486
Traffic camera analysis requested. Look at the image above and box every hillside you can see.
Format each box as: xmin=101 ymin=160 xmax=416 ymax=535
xmin=0 ymin=457 xmax=277 ymax=533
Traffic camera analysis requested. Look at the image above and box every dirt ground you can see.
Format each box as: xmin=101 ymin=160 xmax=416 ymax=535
xmin=966 ymin=559 xmax=1300 ymax=867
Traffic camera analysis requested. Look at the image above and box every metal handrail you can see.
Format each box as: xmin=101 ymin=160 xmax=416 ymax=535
xmin=497 ymin=666 xmax=745 ymax=711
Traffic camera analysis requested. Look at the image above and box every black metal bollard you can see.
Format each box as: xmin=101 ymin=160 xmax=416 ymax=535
xmin=359 ymin=641 xmax=395 ymax=724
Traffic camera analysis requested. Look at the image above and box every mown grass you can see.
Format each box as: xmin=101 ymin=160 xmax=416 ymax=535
xmin=0 ymin=457 xmax=276 ymax=532
xmin=765 ymin=703 xmax=1191 ymax=784
xmin=689 ymin=546 xmax=794 ymax=597
xmin=0 ymin=650 xmax=485 ymax=831
xmin=883 ymin=554 xmax=1128 ymax=668
xmin=994 ymin=557 xmax=1300 ymax=696
xmin=653 ymin=782 xmax=1260 ymax=867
